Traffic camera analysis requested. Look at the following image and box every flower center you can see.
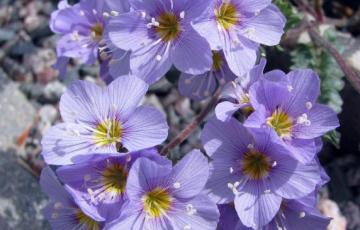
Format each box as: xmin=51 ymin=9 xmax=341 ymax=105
xmin=142 ymin=187 xmax=172 ymax=217
xmin=212 ymin=51 xmax=223 ymax=71
xmin=75 ymin=209 xmax=100 ymax=230
xmin=266 ymin=108 xmax=293 ymax=138
xmin=215 ymin=3 xmax=239 ymax=30
xmin=91 ymin=22 xmax=103 ymax=41
xmin=93 ymin=119 xmax=122 ymax=146
xmin=101 ymin=163 xmax=128 ymax=195
xmin=155 ymin=12 xmax=181 ymax=42
xmin=242 ymin=150 xmax=271 ymax=180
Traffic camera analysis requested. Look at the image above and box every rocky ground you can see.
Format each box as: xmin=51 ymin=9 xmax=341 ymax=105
xmin=0 ymin=0 xmax=359 ymax=230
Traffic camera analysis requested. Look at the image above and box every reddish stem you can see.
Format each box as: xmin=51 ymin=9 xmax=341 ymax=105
xmin=306 ymin=23 xmax=360 ymax=93
xmin=160 ymin=90 xmax=221 ymax=155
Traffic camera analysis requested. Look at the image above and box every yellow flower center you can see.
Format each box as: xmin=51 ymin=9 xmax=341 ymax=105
xmin=142 ymin=187 xmax=172 ymax=217
xmin=93 ymin=119 xmax=122 ymax=147
xmin=212 ymin=51 xmax=223 ymax=71
xmin=101 ymin=163 xmax=128 ymax=195
xmin=267 ymin=108 xmax=293 ymax=138
xmin=156 ymin=12 xmax=181 ymax=42
xmin=91 ymin=22 xmax=103 ymax=41
xmin=242 ymin=150 xmax=271 ymax=180
xmin=215 ymin=3 xmax=239 ymax=30
xmin=75 ymin=209 xmax=100 ymax=230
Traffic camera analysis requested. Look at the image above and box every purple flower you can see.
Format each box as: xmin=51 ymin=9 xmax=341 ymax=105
xmin=215 ymin=58 xmax=267 ymax=121
xmin=245 ymin=69 xmax=339 ymax=163
xmin=201 ymin=117 xmax=321 ymax=229
xmin=105 ymin=150 xmax=219 ymax=230
xmin=218 ymin=194 xmax=331 ymax=230
xmin=41 ymin=75 xmax=168 ymax=165
xmin=178 ymin=50 xmax=236 ymax=101
xmin=40 ymin=167 xmax=105 ymax=230
xmin=194 ymin=0 xmax=286 ymax=77
xmin=108 ymin=0 xmax=213 ymax=84
xmin=51 ymin=0 xmax=130 ymax=79
xmin=99 ymin=47 xmax=131 ymax=84
xmin=56 ymin=148 xmax=168 ymax=222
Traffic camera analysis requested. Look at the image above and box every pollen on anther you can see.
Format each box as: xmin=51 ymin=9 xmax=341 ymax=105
xmin=110 ymin=10 xmax=119 ymax=16
xmin=180 ymin=11 xmax=185 ymax=19
xmin=287 ymin=85 xmax=294 ymax=92
xmin=299 ymin=211 xmax=306 ymax=218
xmin=103 ymin=12 xmax=110 ymax=17
xmin=229 ymin=167 xmax=234 ymax=174
xmin=156 ymin=55 xmax=162 ymax=61
xmin=92 ymin=9 xmax=97 ymax=15
xmin=173 ymin=182 xmax=181 ymax=189
xmin=247 ymin=144 xmax=254 ymax=149
xmin=272 ymin=161 xmax=277 ymax=167
xmin=306 ymin=102 xmax=313 ymax=110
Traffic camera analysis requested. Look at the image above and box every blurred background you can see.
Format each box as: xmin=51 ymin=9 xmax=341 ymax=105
xmin=0 ymin=0 xmax=359 ymax=229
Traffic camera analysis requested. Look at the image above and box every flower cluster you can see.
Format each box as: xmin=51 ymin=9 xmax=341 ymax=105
xmin=42 ymin=0 xmax=340 ymax=229
xmin=203 ymin=63 xmax=339 ymax=229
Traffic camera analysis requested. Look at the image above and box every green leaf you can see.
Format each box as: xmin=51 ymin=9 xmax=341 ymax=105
xmin=273 ymin=0 xmax=302 ymax=30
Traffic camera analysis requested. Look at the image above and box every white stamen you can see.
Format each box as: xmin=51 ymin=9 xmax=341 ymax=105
xmin=299 ymin=211 xmax=306 ymax=218
xmin=264 ymin=189 xmax=271 ymax=194
xmin=103 ymin=12 xmax=110 ymax=17
xmin=156 ymin=55 xmax=162 ymax=61
xmin=233 ymin=181 xmax=240 ymax=188
xmin=147 ymin=17 xmax=160 ymax=28
xmin=184 ymin=224 xmax=191 ymax=230
xmin=79 ymin=10 xmax=85 ymax=16
xmin=297 ymin=113 xmax=311 ymax=126
xmin=305 ymin=102 xmax=313 ymax=110
xmin=92 ymin=9 xmax=97 ymax=15
xmin=186 ymin=204 xmax=197 ymax=215
xmin=272 ymin=161 xmax=277 ymax=167
xmin=126 ymin=155 xmax=132 ymax=162
xmin=247 ymin=144 xmax=254 ymax=149
xmin=141 ymin=11 xmax=147 ymax=18
xmin=173 ymin=182 xmax=181 ymax=189
xmin=227 ymin=183 xmax=233 ymax=189
xmin=287 ymin=85 xmax=294 ymax=92
xmin=229 ymin=167 xmax=234 ymax=174
xmin=180 ymin=11 xmax=185 ymax=19
xmin=110 ymin=10 xmax=119 ymax=16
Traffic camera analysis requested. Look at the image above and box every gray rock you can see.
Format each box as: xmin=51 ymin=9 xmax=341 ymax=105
xmin=42 ymin=81 xmax=66 ymax=103
xmin=0 ymin=79 xmax=35 ymax=150
xmin=0 ymin=149 xmax=49 ymax=230
xmin=0 ymin=28 xmax=16 ymax=42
